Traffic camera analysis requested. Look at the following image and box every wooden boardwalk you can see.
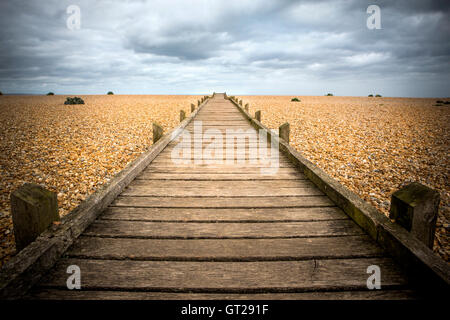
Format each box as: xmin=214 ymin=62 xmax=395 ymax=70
xmin=28 ymin=93 xmax=418 ymax=299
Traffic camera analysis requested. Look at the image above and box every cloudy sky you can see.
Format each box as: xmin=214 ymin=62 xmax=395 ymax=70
xmin=0 ymin=0 xmax=449 ymax=97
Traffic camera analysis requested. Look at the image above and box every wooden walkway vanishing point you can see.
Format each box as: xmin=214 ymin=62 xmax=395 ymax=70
xmin=4 ymin=93 xmax=449 ymax=299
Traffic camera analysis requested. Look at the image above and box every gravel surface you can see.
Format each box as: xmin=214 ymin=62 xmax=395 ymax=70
xmin=0 ymin=95 xmax=200 ymax=267
xmin=238 ymin=95 xmax=449 ymax=262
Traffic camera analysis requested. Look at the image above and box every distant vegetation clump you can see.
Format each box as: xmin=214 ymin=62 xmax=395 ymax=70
xmin=107 ymin=91 xmax=114 ymax=95
xmin=64 ymin=97 xmax=85 ymax=105
xmin=291 ymin=97 xmax=300 ymax=102
xmin=368 ymin=94 xmax=374 ymax=97
xmin=376 ymin=94 xmax=382 ymax=97
xmin=435 ymin=100 xmax=450 ymax=106
xmin=47 ymin=92 xmax=54 ymax=96
xmin=0 ymin=91 xmax=2 ymax=95
xmin=326 ymin=93 xmax=333 ymax=96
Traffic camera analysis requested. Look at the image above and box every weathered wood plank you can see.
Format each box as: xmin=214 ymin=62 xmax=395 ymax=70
xmin=143 ymin=167 xmax=300 ymax=174
xmin=147 ymin=162 xmax=296 ymax=168
xmin=185 ymin=120 xmax=251 ymax=125
xmin=68 ymin=235 xmax=382 ymax=261
xmin=136 ymin=173 xmax=305 ymax=180
xmin=37 ymin=257 xmax=408 ymax=291
xmin=121 ymin=186 xmax=323 ymax=197
xmin=159 ymin=151 xmax=281 ymax=159
xmin=27 ymin=289 xmax=419 ymax=300
xmin=128 ymin=179 xmax=314 ymax=189
xmin=83 ymin=220 xmax=362 ymax=238
xmin=162 ymin=145 xmax=275 ymax=152
xmin=100 ymin=207 xmax=349 ymax=222
xmin=148 ymin=159 xmax=294 ymax=166
xmin=181 ymin=128 xmax=265 ymax=133
xmin=156 ymin=151 xmax=285 ymax=159
xmin=194 ymin=117 xmax=247 ymax=121
xmin=111 ymin=195 xmax=334 ymax=207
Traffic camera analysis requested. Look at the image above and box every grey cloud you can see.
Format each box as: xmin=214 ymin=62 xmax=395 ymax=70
xmin=0 ymin=0 xmax=449 ymax=96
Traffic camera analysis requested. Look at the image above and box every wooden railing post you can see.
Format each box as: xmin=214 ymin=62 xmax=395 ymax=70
xmin=279 ymin=122 xmax=290 ymax=143
xmin=153 ymin=122 xmax=164 ymax=143
xmin=239 ymin=100 xmax=242 ymax=106
xmin=10 ymin=183 xmax=60 ymax=251
xmin=180 ymin=110 xmax=186 ymax=122
xmin=389 ymin=182 xmax=440 ymax=248
xmin=244 ymin=103 xmax=249 ymax=112
xmin=191 ymin=103 xmax=195 ymax=113
xmin=197 ymin=100 xmax=200 ymax=107
xmin=255 ymin=110 xmax=261 ymax=122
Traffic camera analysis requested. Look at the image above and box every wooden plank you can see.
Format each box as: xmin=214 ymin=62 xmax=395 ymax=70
xmin=121 ymin=186 xmax=323 ymax=197
xmin=149 ymin=158 xmax=294 ymax=165
xmin=173 ymin=124 xmax=258 ymax=128
xmin=112 ymin=195 xmax=334 ymax=208
xmin=185 ymin=120 xmax=251 ymax=124
xmin=164 ymin=139 xmax=273 ymax=146
xmin=27 ymin=289 xmax=419 ymax=300
xmin=128 ymin=179 xmax=312 ymax=189
xmin=136 ymin=173 xmax=305 ymax=180
xmin=194 ymin=117 xmax=247 ymax=120
xmin=184 ymin=127 xmax=255 ymax=131
xmin=100 ymin=207 xmax=349 ymax=222
xmin=181 ymin=129 xmax=264 ymax=133
xmin=67 ymin=235 xmax=382 ymax=261
xmin=156 ymin=150 xmax=284 ymax=157
xmin=147 ymin=162 xmax=296 ymax=168
xmin=159 ymin=151 xmax=281 ymax=158
xmin=163 ymin=145 xmax=275 ymax=152
xmin=143 ymin=167 xmax=300 ymax=174
xmin=37 ymin=257 xmax=408 ymax=291
xmin=83 ymin=219 xmax=362 ymax=238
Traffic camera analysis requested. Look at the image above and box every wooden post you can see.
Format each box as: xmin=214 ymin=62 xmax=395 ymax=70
xmin=244 ymin=104 xmax=249 ymax=112
xmin=191 ymin=104 xmax=195 ymax=113
xmin=279 ymin=122 xmax=290 ymax=143
xmin=197 ymin=100 xmax=200 ymax=107
xmin=239 ymin=100 xmax=242 ymax=106
xmin=180 ymin=110 xmax=186 ymax=122
xmin=255 ymin=110 xmax=261 ymax=122
xmin=10 ymin=183 xmax=59 ymax=251
xmin=152 ymin=122 xmax=164 ymax=143
xmin=224 ymin=92 xmax=227 ymax=98
xmin=389 ymin=182 xmax=440 ymax=249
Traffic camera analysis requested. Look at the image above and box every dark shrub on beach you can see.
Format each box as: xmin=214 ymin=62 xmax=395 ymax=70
xmin=64 ymin=97 xmax=85 ymax=105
